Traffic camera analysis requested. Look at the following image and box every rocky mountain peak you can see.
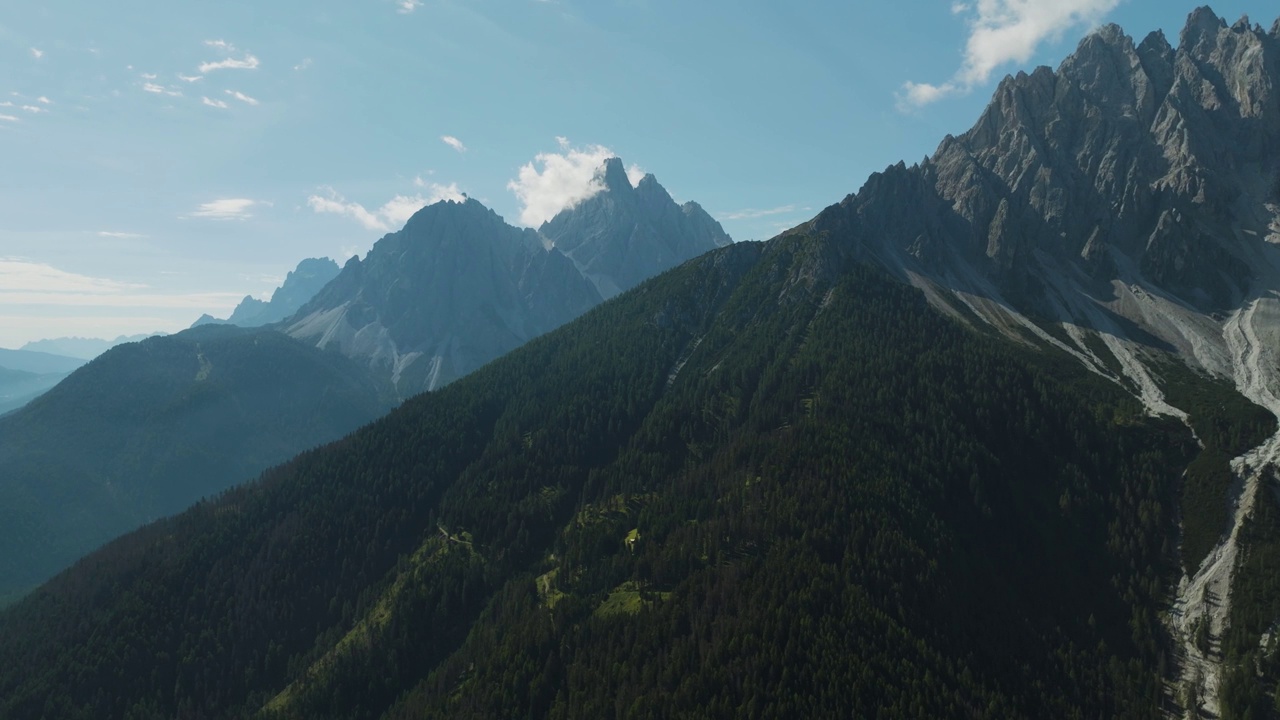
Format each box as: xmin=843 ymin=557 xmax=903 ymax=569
xmin=1183 ymin=6 xmax=1227 ymax=45
xmin=540 ymin=158 xmax=731 ymax=299
xmin=600 ymin=156 xmax=634 ymax=193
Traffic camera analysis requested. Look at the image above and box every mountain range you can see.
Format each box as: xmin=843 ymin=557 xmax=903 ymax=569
xmin=193 ymin=257 xmax=341 ymax=329
xmin=1 ymin=7 xmax=1278 ymax=720
xmin=0 ymin=159 xmax=729 ymax=602
xmin=18 ymin=333 xmax=161 ymax=361
xmin=285 ymin=160 xmax=730 ymax=394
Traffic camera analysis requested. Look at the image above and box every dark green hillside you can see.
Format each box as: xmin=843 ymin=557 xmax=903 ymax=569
xmin=0 ymin=325 xmax=392 ymax=601
xmin=0 ymin=234 xmax=1197 ymax=719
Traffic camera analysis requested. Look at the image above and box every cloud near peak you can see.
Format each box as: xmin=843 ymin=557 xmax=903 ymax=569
xmin=896 ymin=0 xmax=1119 ymax=112
xmin=308 ymin=183 xmax=467 ymax=232
xmin=507 ymin=140 xmax=642 ymax=227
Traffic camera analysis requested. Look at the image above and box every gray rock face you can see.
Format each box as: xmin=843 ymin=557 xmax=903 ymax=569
xmin=286 ymin=166 xmax=731 ymax=396
xmin=194 ymin=258 xmax=340 ymax=329
xmin=286 ymin=199 xmax=603 ymax=395
xmin=540 ymin=158 xmax=733 ymax=299
xmin=809 ymin=6 xmax=1280 ymax=320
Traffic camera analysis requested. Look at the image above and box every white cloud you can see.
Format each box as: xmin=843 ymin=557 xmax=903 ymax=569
xmin=20 ymin=105 xmax=45 ymax=114
xmin=36 ymin=96 xmax=51 ymax=104
xmin=0 ymin=115 xmax=19 ymax=123
xmin=626 ymin=164 xmax=646 ymax=187
xmin=204 ymin=39 xmax=235 ymax=51
xmin=225 ymin=89 xmax=259 ymax=106
xmin=190 ymin=198 xmax=262 ymax=219
xmin=897 ymin=0 xmax=1120 ymax=111
xmin=308 ymin=183 xmax=466 ymax=232
xmin=0 ymin=258 xmax=145 ymax=294
xmin=507 ymin=141 xmax=624 ymax=227
xmin=441 ymin=135 xmax=467 ymax=153
xmin=30 ymin=48 xmax=43 ymax=59
xmin=201 ymin=96 xmax=230 ymax=109
xmin=199 ymin=55 xmax=260 ymax=73
xmin=97 ymin=231 xmax=146 ymax=239
xmin=720 ymin=204 xmax=800 ymax=221
xmin=141 ymin=73 xmax=158 ymax=80
xmin=144 ymin=81 xmax=183 ymax=97
xmin=398 ymin=0 xmax=422 ymax=13
xmin=293 ymin=58 xmax=313 ymax=71
xmin=177 ymin=74 xmax=203 ymax=83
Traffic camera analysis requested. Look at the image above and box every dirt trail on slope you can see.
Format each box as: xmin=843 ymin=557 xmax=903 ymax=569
xmin=1170 ymin=297 xmax=1280 ymax=718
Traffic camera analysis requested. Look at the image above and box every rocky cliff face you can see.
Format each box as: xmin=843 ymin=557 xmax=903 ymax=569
xmin=797 ymin=8 xmax=1280 ymax=715
xmin=286 ymin=164 xmax=732 ymax=396
xmin=285 ymin=199 xmax=602 ymax=395
xmin=540 ymin=157 xmax=732 ymax=299
xmin=194 ymin=257 xmax=341 ymax=329
xmin=806 ymin=7 xmax=1279 ymax=366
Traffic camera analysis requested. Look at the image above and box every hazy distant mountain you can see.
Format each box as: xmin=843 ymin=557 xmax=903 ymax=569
xmin=0 ymin=347 xmax=86 ymax=375
xmin=0 ymin=325 xmax=393 ymax=600
xmin=18 ymin=334 xmax=159 ymax=361
xmin=286 ymin=163 xmax=731 ymax=396
xmin=540 ymin=157 xmax=732 ymax=299
xmin=286 ymin=199 xmax=603 ymax=395
xmin=0 ymin=367 xmax=69 ymax=416
xmin=193 ymin=257 xmax=341 ymax=329
xmin=0 ymin=349 xmax=90 ymax=415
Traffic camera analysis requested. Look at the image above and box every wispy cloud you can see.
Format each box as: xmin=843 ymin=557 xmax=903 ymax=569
xmin=204 ymin=39 xmax=235 ymax=51
xmin=719 ymin=204 xmax=801 ymax=221
xmin=293 ymin=58 xmax=313 ymax=71
xmin=225 ymin=89 xmax=259 ymax=106
xmin=37 ymin=96 xmax=51 ymax=105
xmin=177 ymin=74 xmax=203 ymax=83
xmin=0 ymin=115 xmax=19 ymax=123
xmin=199 ymin=55 xmax=260 ymax=73
xmin=30 ymin=48 xmax=43 ymax=59
xmin=0 ymin=258 xmax=144 ymax=294
xmin=201 ymin=96 xmax=230 ymax=109
xmin=20 ymin=105 xmax=46 ymax=114
xmin=508 ymin=140 xmax=632 ymax=227
xmin=189 ymin=198 xmax=263 ymax=220
xmin=97 ymin=231 xmax=147 ymax=239
xmin=896 ymin=0 xmax=1120 ymax=111
xmin=398 ymin=0 xmax=423 ymax=13
xmin=441 ymin=135 xmax=467 ymax=153
xmin=308 ymin=183 xmax=466 ymax=231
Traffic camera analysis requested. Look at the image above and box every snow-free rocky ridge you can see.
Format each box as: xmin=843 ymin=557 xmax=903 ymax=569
xmin=285 ymin=162 xmax=731 ymax=396
xmin=793 ymin=7 xmax=1280 ymax=716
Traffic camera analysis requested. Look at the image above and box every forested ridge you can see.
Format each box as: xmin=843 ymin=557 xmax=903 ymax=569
xmin=0 ymin=231 xmax=1221 ymax=718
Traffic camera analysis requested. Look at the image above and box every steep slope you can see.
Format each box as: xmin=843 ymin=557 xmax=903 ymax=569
xmin=539 ymin=157 xmax=733 ymax=298
xmin=285 ymin=199 xmax=601 ymax=395
xmin=0 ymin=325 xmax=392 ymax=602
xmin=794 ymin=8 xmax=1280 ymax=715
xmin=0 ymin=231 xmax=1197 ymax=719
xmin=193 ymin=258 xmax=341 ymax=328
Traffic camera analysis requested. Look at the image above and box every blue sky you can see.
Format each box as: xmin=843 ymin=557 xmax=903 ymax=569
xmin=1 ymin=0 xmax=1274 ymax=347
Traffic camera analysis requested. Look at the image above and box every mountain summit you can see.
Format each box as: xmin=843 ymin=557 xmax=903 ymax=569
xmin=541 ymin=157 xmax=732 ymax=299
xmin=194 ymin=257 xmax=341 ymax=329
xmin=286 ymin=163 xmax=731 ymax=395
